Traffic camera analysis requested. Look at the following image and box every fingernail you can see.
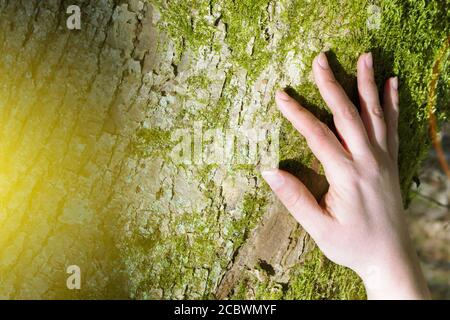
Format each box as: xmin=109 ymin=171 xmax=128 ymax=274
xmin=391 ymin=76 xmax=398 ymax=90
xmin=261 ymin=170 xmax=284 ymax=188
xmin=317 ymin=52 xmax=329 ymax=69
xmin=276 ymin=89 xmax=291 ymax=101
xmin=365 ymin=52 xmax=373 ymax=69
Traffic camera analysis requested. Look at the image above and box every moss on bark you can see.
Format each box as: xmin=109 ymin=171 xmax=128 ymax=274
xmin=0 ymin=0 xmax=448 ymax=299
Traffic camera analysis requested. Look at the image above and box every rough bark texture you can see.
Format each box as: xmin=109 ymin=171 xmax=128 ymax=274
xmin=0 ymin=0 xmax=448 ymax=299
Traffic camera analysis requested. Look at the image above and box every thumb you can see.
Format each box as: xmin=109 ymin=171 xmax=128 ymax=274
xmin=261 ymin=169 xmax=330 ymax=239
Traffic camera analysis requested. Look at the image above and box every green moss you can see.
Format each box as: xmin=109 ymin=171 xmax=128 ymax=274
xmin=285 ymin=247 xmax=366 ymax=300
xmin=436 ymin=49 xmax=450 ymax=120
xmin=152 ymin=0 xmax=216 ymax=62
xmin=152 ymin=0 xmax=272 ymax=81
xmin=229 ymin=246 xmax=365 ymax=300
xmin=254 ymin=282 xmax=285 ymax=300
xmin=219 ymin=0 xmax=273 ymax=80
xmin=187 ymin=74 xmax=211 ymax=90
xmin=229 ymin=190 xmax=268 ymax=251
xmin=368 ymin=0 xmax=450 ymax=202
xmin=130 ymin=127 xmax=172 ymax=159
xmin=195 ymin=74 xmax=234 ymax=128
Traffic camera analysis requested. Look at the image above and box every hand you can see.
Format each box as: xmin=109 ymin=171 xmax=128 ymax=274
xmin=262 ymin=52 xmax=430 ymax=300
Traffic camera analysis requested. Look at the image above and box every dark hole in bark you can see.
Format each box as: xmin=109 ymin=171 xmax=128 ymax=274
xmin=258 ymin=259 xmax=275 ymax=276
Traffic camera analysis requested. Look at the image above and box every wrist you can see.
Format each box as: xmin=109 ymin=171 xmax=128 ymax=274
xmin=358 ymin=247 xmax=430 ymax=300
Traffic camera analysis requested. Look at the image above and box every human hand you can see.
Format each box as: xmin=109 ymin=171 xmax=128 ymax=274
xmin=262 ymin=52 xmax=430 ymax=299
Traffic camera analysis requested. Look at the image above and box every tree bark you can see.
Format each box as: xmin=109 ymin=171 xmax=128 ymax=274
xmin=0 ymin=0 xmax=447 ymax=299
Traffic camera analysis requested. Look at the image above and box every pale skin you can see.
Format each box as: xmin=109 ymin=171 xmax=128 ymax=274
xmin=262 ymin=52 xmax=431 ymax=300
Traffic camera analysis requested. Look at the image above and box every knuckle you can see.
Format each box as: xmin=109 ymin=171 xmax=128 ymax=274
xmin=366 ymin=77 xmax=377 ymax=88
xmin=307 ymin=122 xmax=332 ymax=146
xmin=371 ymin=106 xmax=384 ymax=118
xmin=312 ymin=121 xmax=330 ymax=138
xmin=278 ymin=182 xmax=302 ymax=208
xmin=324 ymin=76 xmax=338 ymax=86
xmin=342 ymin=105 xmax=359 ymax=120
xmin=287 ymin=191 xmax=304 ymax=209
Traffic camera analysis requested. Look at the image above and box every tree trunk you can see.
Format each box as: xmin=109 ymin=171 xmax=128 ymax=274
xmin=0 ymin=0 xmax=448 ymax=299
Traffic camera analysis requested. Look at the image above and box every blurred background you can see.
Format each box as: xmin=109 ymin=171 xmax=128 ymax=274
xmin=408 ymin=123 xmax=450 ymax=299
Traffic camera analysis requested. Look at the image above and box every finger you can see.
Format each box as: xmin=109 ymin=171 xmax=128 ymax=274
xmin=357 ymin=52 xmax=387 ymax=151
xmin=262 ymin=169 xmax=332 ymax=238
xmin=313 ymin=52 xmax=371 ymax=156
xmin=383 ymin=77 xmax=399 ymax=161
xmin=275 ymin=90 xmax=350 ymax=172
